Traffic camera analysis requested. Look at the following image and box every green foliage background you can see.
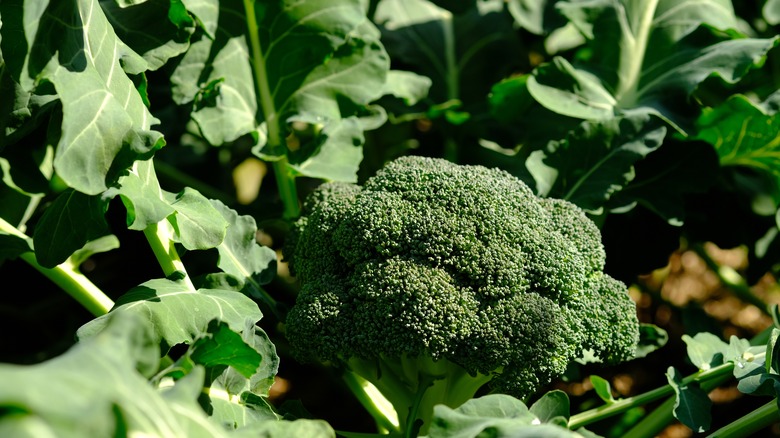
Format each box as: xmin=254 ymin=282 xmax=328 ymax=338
xmin=1 ymin=0 xmax=780 ymax=437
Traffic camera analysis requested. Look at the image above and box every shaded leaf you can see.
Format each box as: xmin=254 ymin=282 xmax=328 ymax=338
xmin=527 ymin=0 xmax=778 ymax=133
xmin=666 ymin=366 xmax=712 ymax=433
xmin=526 ymin=114 xmax=666 ymax=213
xmin=32 ymin=189 xmax=110 ymax=268
xmin=100 ymin=0 xmax=194 ymax=70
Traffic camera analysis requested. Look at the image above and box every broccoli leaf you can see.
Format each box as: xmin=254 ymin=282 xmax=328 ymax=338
xmin=527 ymin=0 xmax=778 ymax=133
xmin=691 ymin=92 xmax=780 ymax=178
xmin=526 ymin=114 xmax=666 ymax=213
xmin=422 ymin=394 xmax=584 ymax=438
xmin=0 ymin=0 xmax=165 ymax=195
xmin=375 ymin=0 xmax=521 ymax=109
xmin=0 ymin=311 xmax=228 ymax=438
xmin=77 ymin=278 xmax=263 ymax=349
xmin=171 ymin=0 xmax=388 ymax=183
xmin=666 ymin=366 xmax=712 ymax=433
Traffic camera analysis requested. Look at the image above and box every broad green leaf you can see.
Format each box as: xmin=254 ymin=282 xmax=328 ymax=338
xmin=0 ymin=233 xmax=32 ymax=261
xmin=527 ymin=114 xmax=666 ymax=212
xmin=111 ymin=159 xmax=175 ymax=230
xmin=375 ymin=0 xmax=520 ymax=107
xmin=666 ymin=366 xmax=712 ymax=433
xmin=211 ymin=199 xmax=277 ymax=292
xmin=0 ymin=311 xmax=229 ymax=438
xmin=32 ymin=189 xmax=111 ymax=268
xmin=589 ymin=375 xmax=615 ymax=403
xmin=682 ymin=332 xmax=728 ymax=371
xmin=100 ymin=0 xmax=194 ymax=70
xmin=691 ymin=93 xmax=780 ymax=177
xmin=381 ymin=70 xmax=433 ymax=106
xmin=234 ymin=418 xmax=336 ymax=438
xmin=1 ymin=0 xmax=165 ymax=195
xmin=529 ymin=390 xmax=570 ymax=424
xmin=527 ymin=0 xmax=779 ymax=133
xmin=165 ymin=187 xmax=229 ymax=250
xmin=77 ymin=278 xmax=263 ymax=349
xmin=422 ymin=394 xmax=580 ymax=438
xmin=173 ymin=0 xmax=388 ymax=183
xmin=488 ymin=75 xmax=582 ymax=152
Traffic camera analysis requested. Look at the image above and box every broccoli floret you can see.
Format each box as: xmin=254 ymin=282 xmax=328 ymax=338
xmin=283 ymin=156 xmax=640 ymax=435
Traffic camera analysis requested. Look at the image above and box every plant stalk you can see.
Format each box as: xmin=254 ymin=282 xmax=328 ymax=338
xmin=569 ymin=360 xmax=736 ymax=429
xmin=0 ymin=217 xmax=113 ymax=316
xmin=706 ymin=399 xmax=780 ymax=438
xmin=143 ymin=222 xmax=195 ymax=291
xmin=243 ymin=0 xmax=300 ymax=220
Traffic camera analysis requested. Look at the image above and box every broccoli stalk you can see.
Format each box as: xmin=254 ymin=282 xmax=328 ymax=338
xmin=343 ymin=355 xmax=492 ymax=436
xmin=283 ymin=156 xmax=640 ymax=436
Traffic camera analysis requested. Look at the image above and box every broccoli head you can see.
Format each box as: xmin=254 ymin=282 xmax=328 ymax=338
xmin=283 ymin=156 xmax=640 ymax=434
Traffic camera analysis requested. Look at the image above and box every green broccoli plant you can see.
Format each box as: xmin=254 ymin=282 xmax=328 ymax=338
xmin=282 ymin=156 xmax=640 ymax=437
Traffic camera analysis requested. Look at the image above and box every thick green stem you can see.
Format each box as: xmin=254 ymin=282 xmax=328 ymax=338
xmin=271 ymin=157 xmax=300 ymax=220
xmin=143 ymin=222 xmax=195 ymax=291
xmin=342 ymin=370 xmax=401 ymax=435
xmin=243 ymin=0 xmax=300 ymax=220
xmin=440 ymin=11 xmax=460 ymax=164
xmin=20 ymin=252 xmax=113 ymax=316
xmin=707 ymin=399 xmax=780 ymax=438
xmin=569 ymin=360 xmax=737 ymax=430
xmin=622 ymin=396 xmax=676 ymax=438
xmin=0 ymin=217 xmax=113 ymax=316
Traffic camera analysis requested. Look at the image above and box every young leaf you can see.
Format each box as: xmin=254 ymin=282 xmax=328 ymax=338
xmin=589 ymin=375 xmax=616 ymax=403
xmin=682 ymin=332 xmax=728 ymax=371
xmin=111 ymin=159 xmax=176 ymax=231
xmin=188 ymin=319 xmax=263 ymax=378
xmin=666 ymin=366 xmax=712 ymax=433
xmin=635 ymin=323 xmax=669 ymax=358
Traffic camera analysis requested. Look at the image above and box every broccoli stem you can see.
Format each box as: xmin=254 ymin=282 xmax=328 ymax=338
xmin=346 ymin=356 xmax=491 ymax=436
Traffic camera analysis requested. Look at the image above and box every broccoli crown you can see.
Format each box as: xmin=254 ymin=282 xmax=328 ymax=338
xmin=284 ymin=156 xmax=639 ymax=397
